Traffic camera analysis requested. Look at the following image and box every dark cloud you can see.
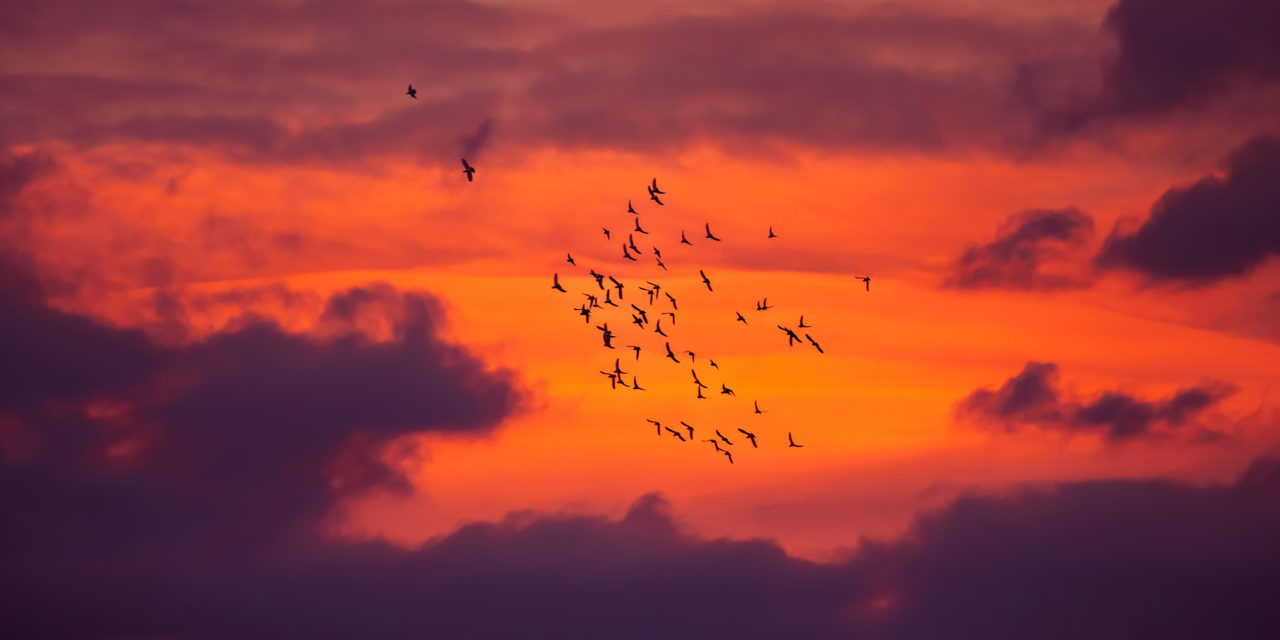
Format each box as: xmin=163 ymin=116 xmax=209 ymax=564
xmin=957 ymin=361 xmax=1234 ymax=441
xmin=943 ymin=208 xmax=1094 ymax=290
xmin=0 ymin=150 xmax=55 ymax=218
xmin=459 ymin=118 xmax=495 ymax=159
xmin=1095 ymin=135 xmax=1280 ymax=285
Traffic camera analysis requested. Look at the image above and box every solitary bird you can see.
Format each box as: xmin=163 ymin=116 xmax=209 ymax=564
xmin=634 ymin=218 xmax=648 ymax=234
xmin=709 ymin=360 xmax=719 ymax=370
xmin=704 ymin=223 xmax=721 ymax=241
xmin=753 ymin=400 xmax=765 ymax=414
xmin=720 ymin=383 xmax=735 ymax=397
xmin=665 ymin=427 xmax=686 ymax=442
xmin=737 ymin=428 xmax=758 ymax=448
xmin=788 ymin=432 xmax=804 ymax=448
xmin=627 ymin=345 xmax=642 ymax=360
xmin=461 ymin=158 xmax=476 ymax=182
xmin=756 ymin=298 xmax=772 ymax=311
xmin=735 ymin=312 xmax=748 ymax=325
xmin=805 ymin=333 xmax=824 ymax=354
xmin=768 ymin=226 xmax=776 ymax=238
xmin=715 ymin=430 xmax=734 ymax=446
xmin=691 ymin=369 xmax=707 ymax=388
xmin=680 ymin=230 xmax=693 ymax=245
xmin=700 ymin=270 xmax=713 ymax=292
xmin=654 ymin=318 xmax=667 ymax=336
xmin=566 ymin=253 xmax=576 ymax=266
xmin=723 ymin=449 xmax=733 ymax=464
xmin=551 ymin=274 xmax=567 ymax=292
xmin=406 ymin=84 xmax=417 ymax=99
xmin=631 ymin=376 xmax=645 ymax=391
xmin=798 ymin=315 xmax=811 ymax=328
xmin=857 ymin=275 xmax=871 ymax=291
xmin=602 ymin=227 xmax=611 ymax=239
xmin=628 ymin=200 xmax=637 ymax=214
xmin=696 ymin=386 xmax=707 ymax=399
xmin=665 ymin=292 xmax=678 ymax=309
xmin=646 ymin=418 xmax=662 ymax=435
xmin=665 ymin=342 xmax=680 ymax=363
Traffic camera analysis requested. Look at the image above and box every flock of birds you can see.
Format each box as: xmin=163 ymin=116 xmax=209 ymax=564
xmin=408 ymin=83 xmax=873 ymax=465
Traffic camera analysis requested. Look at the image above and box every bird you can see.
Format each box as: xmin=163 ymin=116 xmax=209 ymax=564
xmin=805 ymin=333 xmax=824 ymax=354
xmin=700 ymin=270 xmax=713 ymax=292
xmin=753 ymin=401 xmax=764 ymax=414
xmin=649 ymin=178 xmax=665 ymax=195
xmin=715 ymin=430 xmax=734 ymax=446
xmin=768 ymin=225 xmax=776 ymax=238
xmin=630 ymin=304 xmax=648 ymax=324
xmin=461 ymin=158 xmax=477 ymax=182
xmin=696 ymin=386 xmax=707 ymax=399
xmin=777 ymin=325 xmax=800 ymax=346
xmin=684 ymin=351 xmax=696 ymax=363
xmin=577 ymin=305 xmax=591 ymax=323
xmin=709 ymin=360 xmax=719 ymax=370
xmin=680 ymin=230 xmax=693 ymax=245
xmin=631 ymin=314 xmax=644 ymax=329
xmin=654 ymin=318 xmax=668 ymax=336
xmin=634 ymin=218 xmax=649 ymax=234
xmin=691 ymin=369 xmax=708 ymax=388
xmin=655 ymin=256 xmax=667 ymax=270
xmin=798 ymin=315 xmax=811 ymax=328
xmin=613 ymin=358 xmax=627 ymax=377
xmin=737 ymin=428 xmax=758 ymax=448
xmin=603 ymin=290 xmax=618 ymax=306
xmin=665 ymin=427 xmax=685 ymax=442
xmin=756 ymin=298 xmax=772 ymax=311
xmin=609 ymin=276 xmax=624 ymax=298
xmin=650 ymin=191 xmax=664 ymax=205
xmin=723 ymin=449 xmax=733 ymax=464
xmin=627 ymin=345 xmax=641 ymax=360
xmin=406 ymin=84 xmax=417 ymax=99
xmin=665 ymin=292 xmax=678 ymax=309
xmin=589 ymin=270 xmax=605 ymax=289
xmin=704 ymin=439 xmax=723 ymax=453
xmin=566 ymin=253 xmax=576 ymax=266
xmin=551 ymin=274 xmax=566 ymax=293
xmin=597 ymin=322 xmax=616 ymax=348
xmin=704 ymin=223 xmax=721 ymax=241
xmin=631 ymin=376 xmax=645 ymax=391
xmin=856 ymin=275 xmax=871 ymax=291
xmin=720 ymin=383 xmax=735 ymax=397
xmin=683 ymin=422 xmax=694 ymax=440
xmin=602 ymin=227 xmax=611 ymax=239
xmin=628 ymin=234 xmax=640 ymax=253
xmin=646 ymin=418 xmax=662 ymax=435
xmin=652 ymin=247 xmax=663 ymax=258
xmin=788 ymin=432 xmax=804 ymax=448
xmin=665 ymin=342 xmax=680 ymax=363
xmin=664 ymin=311 xmax=676 ymax=325
xmin=628 ymin=200 xmax=637 ymax=214
xmin=622 ymin=244 xmax=638 ymax=261
xmin=735 ymin=312 xmax=748 ymax=325
xmin=600 ymin=371 xmax=618 ymax=389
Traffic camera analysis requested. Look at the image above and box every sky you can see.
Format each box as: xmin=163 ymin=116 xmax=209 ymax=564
xmin=2 ymin=0 xmax=1280 ymax=637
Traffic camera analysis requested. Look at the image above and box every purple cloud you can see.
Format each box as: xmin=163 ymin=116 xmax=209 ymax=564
xmin=943 ymin=208 xmax=1094 ymax=290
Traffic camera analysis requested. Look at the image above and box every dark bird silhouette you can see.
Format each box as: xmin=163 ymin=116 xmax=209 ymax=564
xmin=622 ymin=244 xmax=638 ymax=261
xmin=737 ymin=428 xmax=758 ymax=448
xmin=680 ymin=230 xmax=693 ymax=245
xmin=665 ymin=426 xmax=685 ymax=442
xmin=627 ymin=345 xmax=641 ymax=360
xmin=700 ymin=270 xmax=713 ymax=292
xmin=652 ymin=247 xmax=663 ymax=258
xmin=616 ymin=376 xmax=630 ymax=388
xmin=756 ymin=298 xmax=772 ymax=311
xmin=753 ymin=400 xmax=764 ymax=414
xmin=602 ymin=227 xmax=611 ymax=239
xmin=650 ymin=178 xmax=665 ymax=195
xmin=630 ymin=304 xmax=648 ymax=324
xmin=551 ymin=273 xmax=567 ymax=293
xmin=406 ymin=84 xmax=418 ymax=99
xmin=691 ymin=369 xmax=708 ymax=388
xmin=609 ymin=276 xmax=624 ymax=299
xmin=685 ymin=351 xmax=696 ymax=363
xmin=857 ymin=275 xmax=871 ymax=291
xmin=628 ymin=200 xmax=637 ymax=214
xmin=715 ymin=430 xmax=734 ymax=446
xmin=631 ymin=376 xmax=645 ymax=391
xmin=590 ymin=270 xmax=605 ymax=289
xmin=654 ymin=318 xmax=668 ymax=336
xmin=704 ymin=439 xmax=723 ymax=453
xmin=597 ymin=322 xmax=616 ymax=348
xmin=634 ymin=218 xmax=648 ymax=234
xmin=736 ymin=312 xmax=748 ymax=325
xmin=646 ymin=418 xmax=662 ymax=435
xmin=798 ymin=315 xmax=811 ymax=328
xmin=632 ymin=314 xmax=644 ymax=329
xmin=723 ymin=449 xmax=733 ymax=464
xmin=704 ymin=223 xmax=721 ymax=241
xmin=603 ymin=290 xmax=618 ymax=306
xmin=664 ymin=311 xmax=676 ymax=325
xmin=638 ymin=286 xmax=653 ymax=304
xmin=566 ymin=253 xmax=576 ymax=266
xmin=683 ymin=422 xmax=694 ymax=440
xmin=665 ymin=342 xmax=680 ymax=363
xmin=788 ymin=432 xmax=804 ymax=448
xmin=628 ymin=234 xmax=640 ymax=253
xmin=584 ymin=293 xmax=599 ymax=308
xmin=696 ymin=386 xmax=707 ymax=399
xmin=709 ymin=359 xmax=719 ymax=369
xmin=646 ymin=281 xmax=662 ymax=295
xmin=656 ymin=256 xmax=667 ymax=270
xmin=613 ymin=358 xmax=627 ymax=377
xmin=805 ymin=333 xmax=824 ymax=354
xmin=577 ymin=304 xmax=591 ymax=323
xmin=720 ymin=383 xmax=735 ymax=397
xmin=768 ymin=225 xmax=776 ymax=238
xmin=778 ymin=325 xmax=800 ymax=346
xmin=665 ymin=292 xmax=677 ymax=309
xmin=600 ymin=371 xmax=618 ymax=389
xmin=650 ymin=191 xmax=664 ymax=205
xmin=461 ymin=158 xmax=476 ymax=182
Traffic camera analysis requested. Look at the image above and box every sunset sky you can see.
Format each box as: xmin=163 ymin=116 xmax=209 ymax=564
xmin=3 ymin=0 xmax=1280 ymax=637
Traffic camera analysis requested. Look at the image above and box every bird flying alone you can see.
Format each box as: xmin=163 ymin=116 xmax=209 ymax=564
xmin=857 ymin=275 xmax=871 ymax=291
xmin=628 ymin=200 xmax=637 ymax=214
xmin=461 ymin=158 xmax=476 ymax=182
xmin=705 ymin=223 xmax=721 ymax=241
xmin=700 ymin=270 xmax=713 ymax=292
xmin=737 ymin=428 xmax=758 ymax=448
xmin=788 ymin=432 xmax=804 ymax=448
xmin=406 ymin=84 xmax=418 ymax=99
xmin=551 ymin=273 xmax=566 ymax=292
xmin=680 ymin=230 xmax=693 ymax=245
xmin=768 ymin=225 xmax=776 ymax=238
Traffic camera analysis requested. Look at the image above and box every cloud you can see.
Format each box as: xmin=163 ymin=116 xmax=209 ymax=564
xmin=1095 ymin=135 xmax=1280 ymax=285
xmin=943 ymin=208 xmax=1094 ymax=290
xmin=956 ymin=361 xmax=1234 ymax=441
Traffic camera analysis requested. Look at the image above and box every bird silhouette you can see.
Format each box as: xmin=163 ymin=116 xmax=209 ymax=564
xmin=857 ymin=275 xmax=871 ymax=291
xmin=737 ymin=428 xmax=758 ymax=448
xmin=602 ymin=227 xmax=611 ymax=239
xmin=600 ymin=371 xmax=618 ymax=389
xmin=664 ymin=311 xmax=676 ymax=325
xmin=700 ymin=270 xmax=713 ymax=292
xmin=603 ymin=290 xmax=618 ymax=306
xmin=680 ymin=230 xmax=693 ymax=245
xmin=649 ymin=178 xmax=665 ymax=195
xmin=805 ymin=334 xmax=824 ymax=354
xmin=406 ymin=84 xmax=418 ymax=99
xmin=654 ymin=318 xmax=667 ymax=336
xmin=696 ymin=386 xmax=707 ymax=399
xmin=589 ymin=270 xmax=605 ymax=289
xmin=691 ymin=369 xmax=708 ymax=388
xmin=628 ymin=234 xmax=640 ymax=253
xmin=768 ymin=225 xmax=776 ymax=238
xmin=646 ymin=418 xmax=662 ymax=435
xmin=613 ymin=358 xmax=627 ymax=377
xmin=651 ymin=191 xmax=664 ymax=205
xmin=597 ymin=322 xmax=616 ymax=348
xmin=566 ymin=253 xmax=576 ymax=266
xmin=684 ymin=351 xmax=696 ymax=363
xmin=756 ymin=298 xmax=772 ymax=311
xmin=655 ymin=256 xmax=667 ymax=270
xmin=720 ymin=383 xmax=735 ymax=397
xmin=704 ymin=223 xmax=721 ymax=241
xmin=715 ymin=430 xmax=734 ymax=446
xmin=798 ymin=315 xmax=811 ymax=328
xmin=683 ymin=422 xmax=694 ymax=440
xmin=665 ymin=342 xmax=680 ymax=363
xmin=461 ymin=158 xmax=476 ymax=182
xmin=627 ymin=345 xmax=641 ymax=360
xmin=577 ymin=304 xmax=591 ymax=323
xmin=665 ymin=292 xmax=677 ymax=309
xmin=788 ymin=432 xmax=804 ymax=448
xmin=551 ymin=274 xmax=566 ymax=293
xmin=634 ymin=218 xmax=648 ymax=234
xmin=630 ymin=304 xmax=648 ymax=324
xmin=723 ymin=449 xmax=733 ymax=464
xmin=631 ymin=376 xmax=645 ymax=391
xmin=704 ymin=439 xmax=723 ymax=453
xmin=622 ymin=244 xmax=637 ymax=261
xmin=735 ymin=312 xmax=748 ymax=325
xmin=753 ymin=400 xmax=765 ymax=414
xmin=609 ymin=276 xmax=624 ymax=298
xmin=777 ymin=325 xmax=800 ymax=346
xmin=628 ymin=200 xmax=637 ymax=214
xmin=665 ymin=426 xmax=685 ymax=441
xmin=709 ymin=360 xmax=719 ymax=369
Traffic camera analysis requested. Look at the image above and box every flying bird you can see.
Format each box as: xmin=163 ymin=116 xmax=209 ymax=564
xmin=461 ymin=158 xmax=475 ymax=182
xmin=603 ymin=290 xmax=618 ymax=306
xmin=650 ymin=191 xmax=664 ymax=205
xmin=551 ymin=274 xmax=566 ymax=292
xmin=654 ymin=318 xmax=668 ymax=336
xmin=680 ymin=230 xmax=693 ymax=245
xmin=737 ymin=428 xmax=758 ymax=448
xmin=634 ymin=218 xmax=649 ymax=234
xmin=777 ymin=325 xmax=800 ymax=346
xmin=805 ymin=333 xmax=824 ymax=354
xmin=704 ymin=439 xmax=723 ymax=453
xmin=664 ymin=311 xmax=676 ymax=325
xmin=700 ymin=270 xmax=713 ymax=292
xmin=756 ymin=298 xmax=772 ymax=311
xmin=566 ymin=253 xmax=576 ymax=266
xmin=622 ymin=244 xmax=638 ymax=261
xmin=715 ymin=430 xmax=734 ymax=446
xmin=723 ymin=449 xmax=733 ymax=464
xmin=665 ymin=426 xmax=686 ymax=441
xmin=684 ymin=351 xmax=696 ymax=363
xmin=613 ymin=358 xmax=627 ymax=377
xmin=709 ymin=360 xmax=719 ymax=369
xmin=720 ymin=383 xmax=735 ymax=397
xmin=798 ymin=315 xmax=811 ymax=328
xmin=788 ymin=432 xmax=804 ymax=448
xmin=696 ymin=386 xmax=707 ymax=399
xmin=665 ymin=292 xmax=677 ymax=309
xmin=655 ymin=256 xmax=667 ymax=270
xmin=628 ymin=234 xmax=640 ymax=253
xmin=856 ymin=275 xmax=871 ymax=291
xmin=649 ymin=178 xmax=665 ymax=195
xmin=646 ymin=418 xmax=662 ymax=435
xmin=628 ymin=200 xmax=637 ymax=214
xmin=406 ymin=84 xmax=418 ymax=99
xmin=665 ymin=342 xmax=680 ymax=362
xmin=768 ymin=226 xmax=776 ymax=238
xmin=704 ymin=223 xmax=721 ymax=241
xmin=683 ymin=422 xmax=694 ymax=440
xmin=691 ymin=369 xmax=708 ymax=388
xmin=735 ymin=312 xmax=747 ymax=324
xmin=602 ymin=227 xmax=611 ymax=239
xmin=630 ymin=304 xmax=648 ymax=324
xmin=753 ymin=401 xmax=765 ymax=414
xmin=627 ymin=345 xmax=642 ymax=360
xmin=631 ymin=376 xmax=645 ymax=391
